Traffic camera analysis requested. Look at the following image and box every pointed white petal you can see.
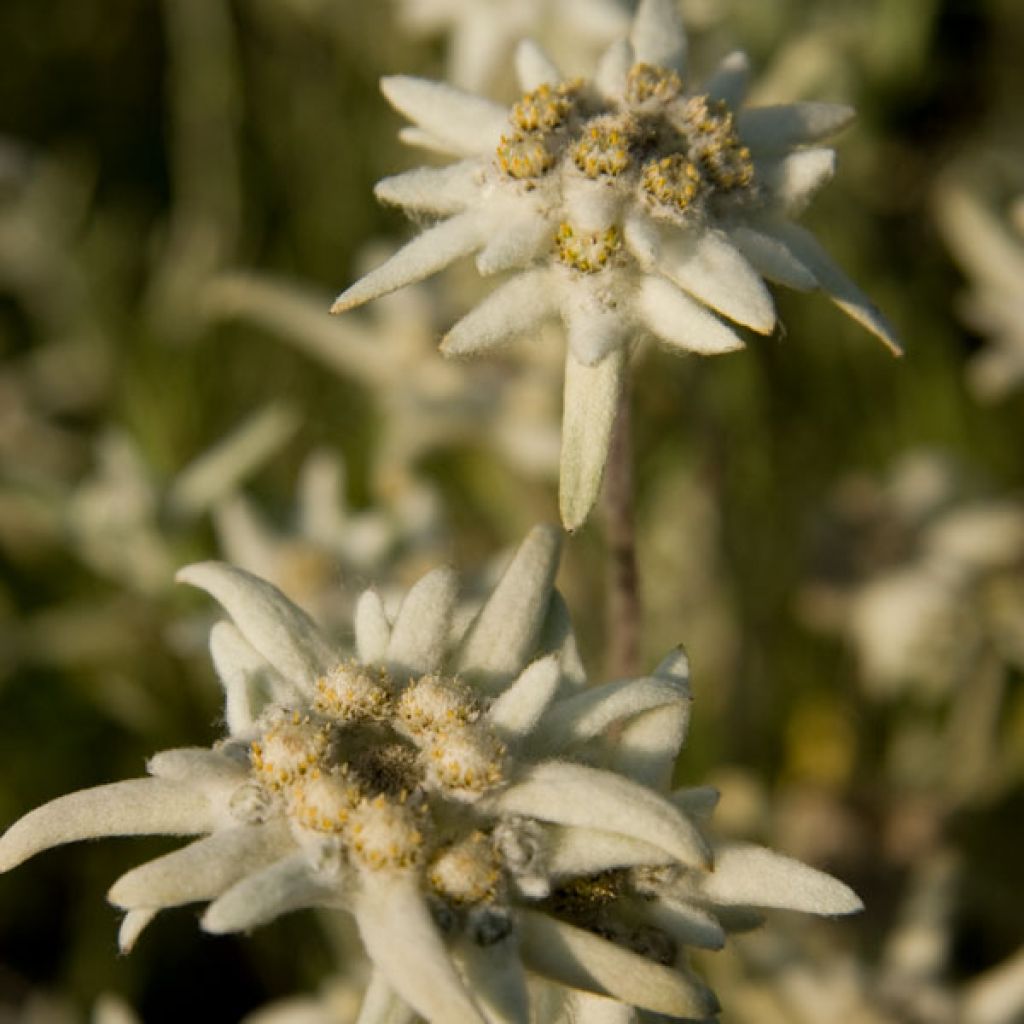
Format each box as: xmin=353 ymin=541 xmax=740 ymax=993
xmin=108 ymin=821 xmax=293 ymax=909
xmin=455 ymin=934 xmax=531 ymax=1024
xmin=562 ymin=285 xmax=632 ymax=366
xmin=762 ymin=147 xmax=836 ymax=214
xmin=0 ymin=780 xmax=216 ymax=871
xmin=489 ymin=761 xmax=710 ymax=868
xmin=331 ymin=211 xmax=486 ymax=313
xmin=703 ymin=50 xmax=751 ymax=107
xmin=475 ymin=214 xmax=553 ymax=275
xmin=381 ymin=76 xmax=508 ymax=156
xmin=646 ymin=895 xmax=726 ymax=950
xmin=202 ymin=852 xmax=340 ymax=933
xmin=118 ymin=908 xmax=157 ymax=953
xmin=661 ymin=230 xmax=775 ymax=333
xmin=355 ymin=874 xmax=485 ymax=1024
xmin=355 ymin=589 xmax=391 ymax=665
xmin=607 ymin=647 xmax=690 ymax=786
xmin=636 ymin=276 xmax=747 ymax=354
xmin=538 ymin=590 xmax=588 ymax=693
xmin=442 ymin=270 xmax=558 ymax=357
xmin=668 ymin=785 xmax=720 ymax=822
xmin=630 ymin=0 xmax=686 ymax=75
xmin=397 ymin=125 xmax=457 ymax=155
xmin=595 ymin=39 xmax=633 ymax=100
xmin=623 ymin=211 xmax=660 ymax=270
xmin=728 ymin=224 xmax=817 ymax=291
xmin=147 ymin=748 xmax=247 ymax=785
xmin=530 ymin=676 xmax=685 ymax=754
xmin=486 ymin=654 xmax=562 ymax=743
xmin=210 ymin=621 xmax=296 ymax=734
xmin=738 ymin=103 xmax=855 ymax=154
xmin=560 ymin=349 xmax=623 ymax=532
xmin=608 ymin=702 xmax=688 ymax=788
xmin=514 ymin=40 xmax=561 ymax=92
xmin=374 ymin=161 xmax=482 ymax=215
xmin=702 ymin=843 xmax=863 ymax=915
xmin=386 ymin=567 xmax=458 ymax=678
xmin=761 ymin=221 xmax=903 ymax=355
xmin=456 ymin=526 xmax=561 ymax=692
xmin=177 ymin=561 xmax=335 ymax=692
xmin=545 ymin=825 xmax=671 ymax=877
xmin=518 ymin=910 xmax=719 ymax=1018
xmin=355 ymin=969 xmax=416 ymax=1024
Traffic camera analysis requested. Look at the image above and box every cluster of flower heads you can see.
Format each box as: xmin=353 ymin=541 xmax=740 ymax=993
xmin=333 ymin=0 xmax=901 ymax=529
xmin=0 ymin=528 xmax=861 ymax=1023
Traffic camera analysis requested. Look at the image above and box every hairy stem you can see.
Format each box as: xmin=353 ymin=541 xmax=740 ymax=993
xmin=603 ymin=380 xmax=641 ymax=677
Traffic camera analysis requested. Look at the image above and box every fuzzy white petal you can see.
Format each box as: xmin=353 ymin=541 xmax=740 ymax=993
xmin=486 ymin=654 xmax=563 ymax=742
xmin=176 ymin=561 xmax=334 ymax=692
xmin=380 ymin=76 xmax=507 ymax=156
xmin=559 ymin=348 xmax=623 ymax=532
xmin=623 ymin=211 xmax=660 ymax=270
xmin=456 ymin=525 xmax=561 ymax=692
xmin=489 ymin=761 xmax=710 ymax=868
xmin=595 ymin=39 xmax=633 ymax=100
xmin=762 ymin=147 xmax=836 ymax=214
xmin=514 ymin=40 xmax=561 ymax=92
xmin=386 ymin=567 xmax=457 ymax=678
xmin=146 ymin=748 xmax=248 ymax=785
xmin=661 ymin=230 xmax=775 ymax=333
xmin=563 ymin=289 xmax=632 ymax=366
xmin=455 ymin=935 xmax=531 ymax=1024
xmin=538 ymin=590 xmax=588 ymax=692
xmin=210 ymin=621 xmax=296 ymax=734
xmin=442 ymin=270 xmax=558 ymax=357
xmin=646 ymin=895 xmax=726 ymax=950
xmin=396 ymin=125 xmax=457 ymax=155
xmin=475 ymin=214 xmax=553 ymax=276
xmin=355 ymin=589 xmax=391 ymax=665
xmin=518 ymin=910 xmax=719 ymax=1018
xmin=355 ymin=874 xmax=485 ymax=1024
xmin=118 ymin=908 xmax=157 ymax=954
xmin=702 ymin=843 xmax=863 ymax=915
xmin=606 ymin=646 xmax=690 ymax=786
xmin=738 ymin=103 xmax=855 ymax=154
xmin=762 ymin=221 xmax=903 ymax=355
xmin=728 ymin=225 xmax=817 ymax=291
xmin=355 ymin=970 xmax=416 ymax=1024
xmin=108 ymin=821 xmax=293 ymax=909
xmin=636 ymin=276 xmax=747 ymax=355
xmin=331 ymin=211 xmax=486 ymax=313
xmin=0 ymin=780 xmax=217 ymax=872
xmin=703 ymin=50 xmax=751 ymax=107
xmin=545 ymin=825 xmax=671 ymax=877
xmin=530 ymin=675 xmax=685 ymax=754
xmin=374 ymin=161 xmax=482 ymax=215
xmin=630 ymin=0 xmax=686 ymax=75
xmin=202 ymin=853 xmax=339 ymax=933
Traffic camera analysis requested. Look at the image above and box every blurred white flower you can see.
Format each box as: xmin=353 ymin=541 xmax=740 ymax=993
xmin=397 ymin=0 xmax=631 ymax=96
xmin=214 ymin=446 xmax=446 ymax=629
xmin=334 ymin=0 xmax=901 ymax=529
xmin=203 ymin=270 xmax=563 ymax=486
xmin=0 ymin=526 xmax=861 ymax=1023
xmin=935 ymin=177 xmax=1024 ymax=401
xmin=802 ymin=452 xmax=1024 ymax=701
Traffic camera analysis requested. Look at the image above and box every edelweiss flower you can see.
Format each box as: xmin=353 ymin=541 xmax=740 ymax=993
xmin=0 ymin=526 xmax=861 ymax=1023
xmin=333 ymin=0 xmax=902 ymax=529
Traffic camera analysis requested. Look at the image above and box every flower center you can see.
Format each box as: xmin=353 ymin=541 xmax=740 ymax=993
xmin=556 ymin=222 xmax=621 ymax=273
